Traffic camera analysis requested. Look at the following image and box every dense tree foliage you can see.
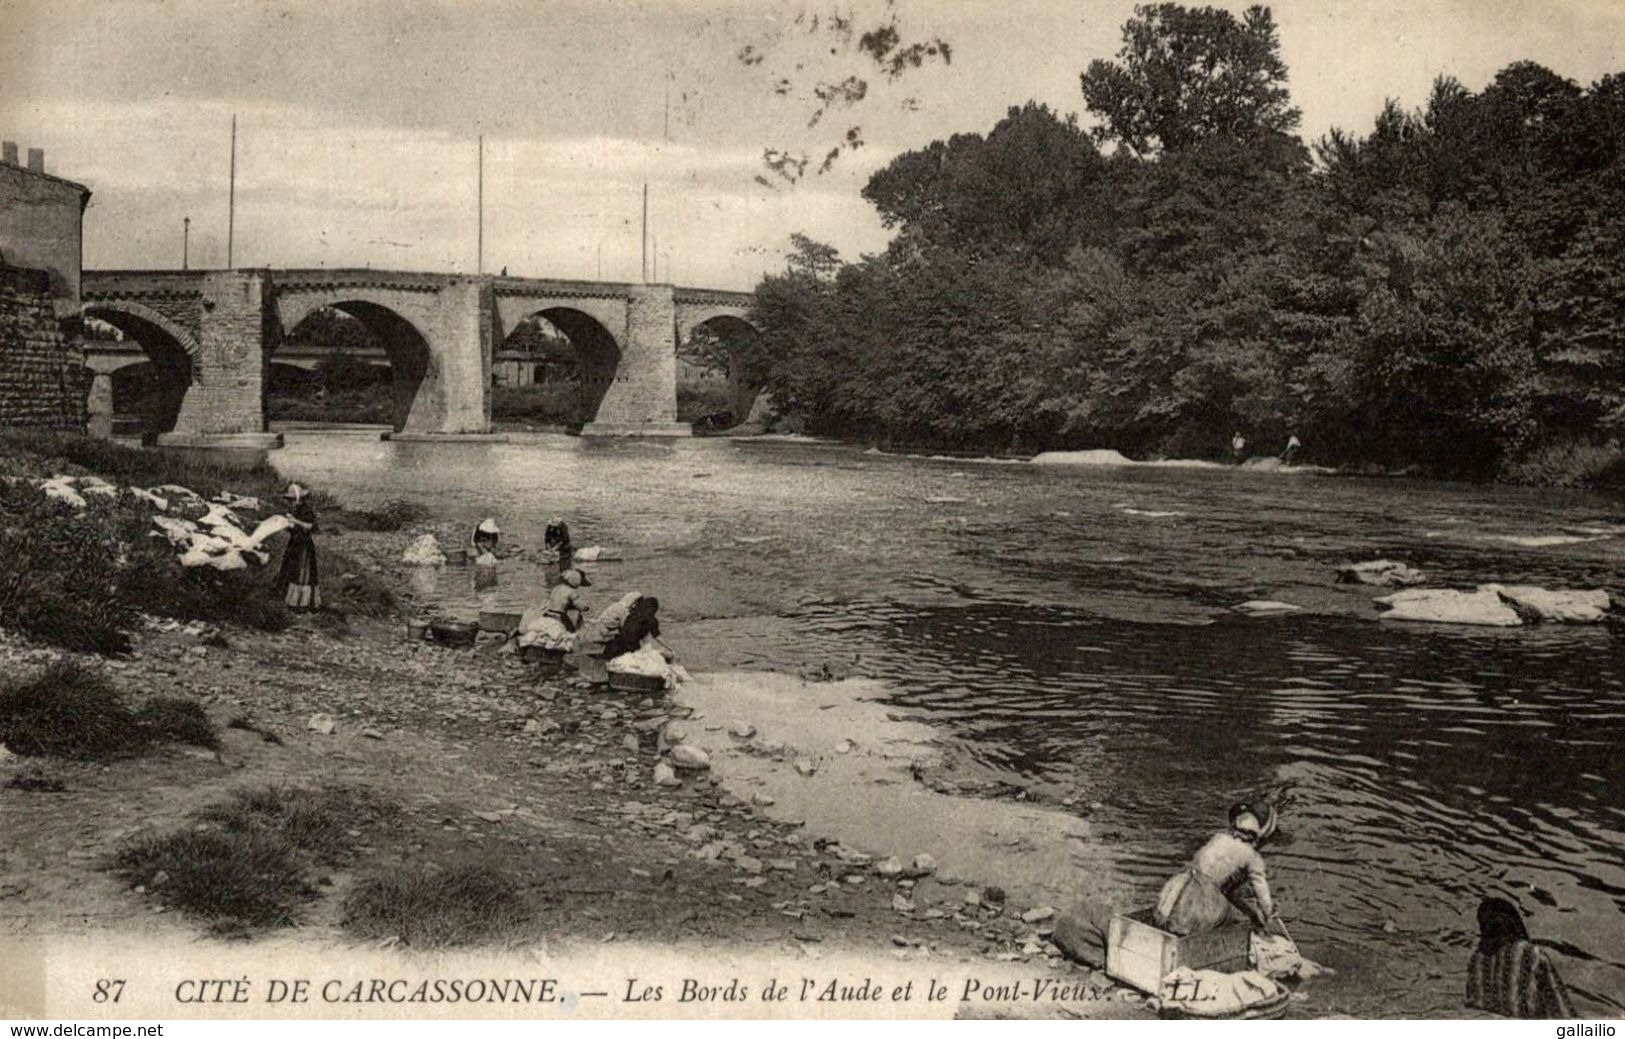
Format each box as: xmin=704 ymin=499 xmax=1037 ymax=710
xmin=748 ymin=4 xmax=1625 ymax=481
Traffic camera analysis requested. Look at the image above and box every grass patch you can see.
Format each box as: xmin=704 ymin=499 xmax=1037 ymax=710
xmin=0 ymin=662 xmax=144 ymax=759
xmin=112 ymin=829 xmax=312 ymax=936
xmin=0 ymin=661 xmax=218 ymax=759
xmin=111 ymin=783 xmax=396 ymax=936
xmin=342 ymin=865 xmax=533 ymax=948
xmin=197 ymin=785 xmax=398 ymax=865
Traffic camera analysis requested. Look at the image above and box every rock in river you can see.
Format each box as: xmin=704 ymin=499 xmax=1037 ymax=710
xmin=1375 ymin=587 xmax=1522 ymax=627
xmin=1338 ymin=559 xmax=1424 ymax=587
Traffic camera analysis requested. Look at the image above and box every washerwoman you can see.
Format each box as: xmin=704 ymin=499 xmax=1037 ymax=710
xmin=276 ymin=482 xmax=321 ymax=611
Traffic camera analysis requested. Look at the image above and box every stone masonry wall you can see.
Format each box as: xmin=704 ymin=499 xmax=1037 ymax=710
xmin=170 ymin=271 xmax=267 ymax=435
xmin=0 ymin=263 xmax=85 ymax=430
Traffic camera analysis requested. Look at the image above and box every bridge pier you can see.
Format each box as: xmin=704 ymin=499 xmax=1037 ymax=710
xmin=160 ymin=270 xmax=281 ymax=450
xmin=582 ymin=284 xmax=690 ymax=437
xmin=85 ymin=370 xmax=113 ymax=438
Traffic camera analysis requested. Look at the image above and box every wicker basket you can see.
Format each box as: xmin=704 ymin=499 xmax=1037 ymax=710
xmin=479 ymin=609 xmax=522 ymax=634
xmin=429 ymin=620 xmax=479 ymax=648
xmin=406 ymin=619 xmax=430 ymax=641
xmin=444 ymin=547 xmax=469 ymax=565
xmin=607 ymin=670 xmax=667 ymax=694
xmin=520 ymin=645 xmax=567 ymax=676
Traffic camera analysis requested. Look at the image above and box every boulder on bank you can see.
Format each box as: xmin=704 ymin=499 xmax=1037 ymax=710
xmin=1375 ymin=587 xmax=1522 ymax=626
xmin=1338 ymin=560 xmax=1425 ymax=587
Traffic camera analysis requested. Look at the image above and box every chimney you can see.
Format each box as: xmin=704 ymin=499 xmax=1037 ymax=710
xmin=26 ymin=147 xmax=44 ymax=173
xmin=1 ymin=141 xmax=17 ymax=166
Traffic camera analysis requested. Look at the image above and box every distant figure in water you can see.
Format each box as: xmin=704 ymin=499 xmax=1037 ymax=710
xmin=276 ymin=483 xmax=321 ymax=611
xmin=471 ymin=518 xmax=501 ymax=592
xmin=1466 ymin=897 xmax=1574 ymax=1019
xmin=543 ymin=516 xmax=573 ymax=585
xmin=1281 ymin=434 xmax=1302 ymax=465
xmin=1153 ymin=802 xmax=1279 ymax=936
xmin=472 ymin=517 xmax=501 ymax=557
xmin=1231 ymin=432 xmax=1247 ymax=464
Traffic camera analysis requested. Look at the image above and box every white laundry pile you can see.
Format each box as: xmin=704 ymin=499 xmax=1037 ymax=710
xmin=606 ymin=645 xmax=687 ymax=689
xmin=401 ymin=533 xmax=447 ymax=566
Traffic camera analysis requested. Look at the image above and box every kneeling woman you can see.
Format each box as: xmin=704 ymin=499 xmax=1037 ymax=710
xmin=1153 ymin=802 xmax=1279 ymax=936
xmin=276 ymin=483 xmax=321 ymax=611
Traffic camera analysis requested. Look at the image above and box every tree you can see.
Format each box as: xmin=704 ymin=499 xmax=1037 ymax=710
xmin=862 ymin=103 xmax=1111 ymax=263
xmin=1080 ymin=3 xmax=1300 ymax=156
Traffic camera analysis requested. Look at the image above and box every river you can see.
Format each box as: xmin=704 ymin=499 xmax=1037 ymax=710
xmin=273 ymin=431 xmax=1625 ymax=1018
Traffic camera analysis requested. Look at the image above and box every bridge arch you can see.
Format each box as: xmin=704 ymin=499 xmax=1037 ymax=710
xmin=81 ymin=301 xmax=201 ymax=358
xmin=81 ymin=302 xmax=199 ymax=438
xmin=276 ymin=299 xmax=434 ymax=432
xmin=499 ymin=306 xmax=623 ymax=428
xmin=678 ymin=312 xmax=766 ymax=428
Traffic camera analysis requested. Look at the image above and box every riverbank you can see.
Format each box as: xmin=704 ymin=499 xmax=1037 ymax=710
xmin=0 ymin=434 xmax=1152 ymax=1019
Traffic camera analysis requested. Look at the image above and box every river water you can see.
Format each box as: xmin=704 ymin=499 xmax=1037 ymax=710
xmin=274 ymin=432 xmax=1625 ymax=1017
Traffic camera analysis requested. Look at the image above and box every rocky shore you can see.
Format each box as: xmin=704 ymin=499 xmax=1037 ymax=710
xmin=0 ymin=500 xmax=1151 ymax=1019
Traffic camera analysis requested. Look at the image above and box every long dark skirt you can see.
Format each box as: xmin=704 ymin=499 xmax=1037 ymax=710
xmin=277 ymin=531 xmax=321 ymax=610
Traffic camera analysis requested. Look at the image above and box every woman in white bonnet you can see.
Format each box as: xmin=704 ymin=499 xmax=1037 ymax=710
xmin=275 ymin=482 xmax=321 ymax=610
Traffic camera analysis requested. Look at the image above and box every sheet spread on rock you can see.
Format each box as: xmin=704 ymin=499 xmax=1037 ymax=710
xmin=23 ymin=474 xmax=296 ymax=572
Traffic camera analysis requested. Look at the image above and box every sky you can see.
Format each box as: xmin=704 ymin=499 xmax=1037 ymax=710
xmin=2 ymin=0 xmax=1622 ymax=290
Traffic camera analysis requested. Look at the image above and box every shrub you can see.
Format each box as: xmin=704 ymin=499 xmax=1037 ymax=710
xmin=491 ymin=383 xmax=580 ymax=426
xmin=0 ymin=481 xmax=136 ymax=654
xmin=0 ymin=662 xmax=144 ymax=759
xmin=341 ymin=865 xmax=532 ymax=947
xmin=342 ymin=499 xmax=428 ymax=532
xmin=1502 ymin=439 xmax=1625 ymax=488
xmin=136 ymin=697 xmax=219 ymax=749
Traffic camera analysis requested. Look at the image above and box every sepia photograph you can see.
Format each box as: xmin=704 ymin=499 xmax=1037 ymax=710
xmin=1 ymin=0 xmax=1623 ymax=1026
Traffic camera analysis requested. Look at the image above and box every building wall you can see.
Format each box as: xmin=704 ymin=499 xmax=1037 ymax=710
xmin=0 ymin=148 xmax=90 ymax=321
xmin=0 ymin=262 xmax=86 ymax=429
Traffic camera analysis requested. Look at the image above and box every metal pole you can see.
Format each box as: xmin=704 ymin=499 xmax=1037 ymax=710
xmin=641 ymin=183 xmax=649 ymax=283
xmin=477 ymin=134 xmax=484 ymax=275
xmin=182 ymin=217 xmax=190 ymax=270
xmin=227 ymin=114 xmax=236 ymax=268
xmin=652 ymin=234 xmax=658 ymax=282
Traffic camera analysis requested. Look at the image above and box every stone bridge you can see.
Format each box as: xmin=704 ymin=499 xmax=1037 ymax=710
xmin=80 ymin=268 xmax=757 ymax=444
